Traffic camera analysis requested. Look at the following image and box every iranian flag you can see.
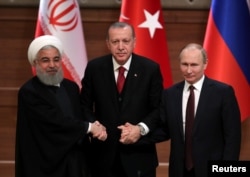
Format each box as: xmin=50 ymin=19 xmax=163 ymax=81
xmin=119 ymin=0 xmax=173 ymax=88
xmin=34 ymin=0 xmax=87 ymax=88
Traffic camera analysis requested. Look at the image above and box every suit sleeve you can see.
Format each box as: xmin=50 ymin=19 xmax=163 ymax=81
xmin=222 ymin=85 xmax=241 ymax=160
xmin=141 ymin=64 xmax=164 ymax=131
xmin=80 ymin=62 xmax=96 ymax=122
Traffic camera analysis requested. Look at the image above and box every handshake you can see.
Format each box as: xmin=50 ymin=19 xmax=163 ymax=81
xmin=89 ymin=121 xmax=143 ymax=144
xmin=89 ymin=121 xmax=107 ymax=141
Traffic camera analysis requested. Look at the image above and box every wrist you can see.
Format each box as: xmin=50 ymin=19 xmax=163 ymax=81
xmin=138 ymin=124 xmax=147 ymax=136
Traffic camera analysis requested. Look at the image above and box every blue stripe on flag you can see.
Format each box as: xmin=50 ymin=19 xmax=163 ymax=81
xmin=212 ymin=0 xmax=250 ymax=83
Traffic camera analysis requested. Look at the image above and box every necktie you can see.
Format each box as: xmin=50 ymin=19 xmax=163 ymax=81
xmin=185 ymin=85 xmax=195 ymax=170
xmin=117 ymin=66 xmax=126 ymax=93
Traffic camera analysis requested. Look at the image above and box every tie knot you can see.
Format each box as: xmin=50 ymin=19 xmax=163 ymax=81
xmin=189 ymin=85 xmax=194 ymax=91
xmin=118 ymin=66 xmax=126 ymax=74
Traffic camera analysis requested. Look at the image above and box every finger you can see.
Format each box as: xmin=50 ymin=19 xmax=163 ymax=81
xmin=94 ymin=121 xmax=101 ymax=126
xmin=125 ymin=122 xmax=132 ymax=126
xmin=117 ymin=125 xmax=125 ymax=130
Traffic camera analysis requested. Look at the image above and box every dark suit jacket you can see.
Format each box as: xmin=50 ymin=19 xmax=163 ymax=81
xmin=160 ymin=76 xmax=241 ymax=177
xmin=80 ymin=53 xmax=163 ymax=177
xmin=15 ymin=77 xmax=90 ymax=177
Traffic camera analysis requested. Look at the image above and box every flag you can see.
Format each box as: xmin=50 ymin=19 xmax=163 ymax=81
xmin=203 ymin=0 xmax=250 ymax=121
xmin=119 ymin=0 xmax=173 ymax=88
xmin=34 ymin=0 xmax=88 ymax=88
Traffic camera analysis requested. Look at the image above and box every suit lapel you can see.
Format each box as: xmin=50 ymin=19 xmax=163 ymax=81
xmin=193 ymin=77 xmax=212 ymax=133
xmin=120 ymin=56 xmax=141 ymax=111
xmin=101 ymin=57 xmax=120 ymax=111
xmin=176 ymin=83 xmax=185 ymax=140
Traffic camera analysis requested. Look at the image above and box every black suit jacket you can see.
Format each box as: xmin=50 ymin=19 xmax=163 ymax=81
xmin=15 ymin=77 xmax=90 ymax=177
xmin=81 ymin=53 xmax=163 ymax=177
xmin=160 ymin=76 xmax=241 ymax=177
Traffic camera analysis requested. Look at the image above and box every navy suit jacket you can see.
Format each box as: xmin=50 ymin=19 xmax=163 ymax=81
xmin=160 ymin=76 xmax=241 ymax=177
xmin=80 ymin=53 xmax=163 ymax=177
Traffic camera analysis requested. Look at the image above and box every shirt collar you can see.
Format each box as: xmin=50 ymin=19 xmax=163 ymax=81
xmin=184 ymin=75 xmax=205 ymax=92
xmin=113 ymin=55 xmax=132 ymax=71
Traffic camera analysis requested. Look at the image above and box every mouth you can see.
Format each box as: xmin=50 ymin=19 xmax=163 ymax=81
xmin=185 ymin=75 xmax=193 ymax=79
xmin=47 ymin=70 xmax=57 ymax=74
xmin=117 ymin=53 xmax=126 ymax=57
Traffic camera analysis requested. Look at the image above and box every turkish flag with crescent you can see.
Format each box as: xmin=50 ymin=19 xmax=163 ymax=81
xmin=34 ymin=0 xmax=87 ymax=88
xmin=119 ymin=0 xmax=173 ymax=88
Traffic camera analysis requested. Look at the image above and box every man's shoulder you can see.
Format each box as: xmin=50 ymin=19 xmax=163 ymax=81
xmin=20 ymin=76 xmax=38 ymax=89
xmin=132 ymin=53 xmax=157 ymax=63
xmin=165 ymin=81 xmax=184 ymax=92
xmin=204 ymin=76 xmax=233 ymax=90
xmin=132 ymin=53 xmax=160 ymax=69
xmin=88 ymin=54 xmax=112 ymax=64
xmin=61 ymin=78 xmax=78 ymax=87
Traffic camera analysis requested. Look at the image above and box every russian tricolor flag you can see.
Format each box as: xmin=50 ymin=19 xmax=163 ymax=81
xmin=204 ymin=0 xmax=250 ymax=121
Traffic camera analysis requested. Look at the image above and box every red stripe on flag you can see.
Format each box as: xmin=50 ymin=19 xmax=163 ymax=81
xmin=204 ymin=12 xmax=250 ymax=121
xmin=62 ymin=64 xmax=74 ymax=81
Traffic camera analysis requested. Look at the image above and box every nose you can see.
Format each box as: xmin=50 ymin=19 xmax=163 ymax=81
xmin=48 ymin=60 xmax=56 ymax=67
xmin=187 ymin=65 xmax=192 ymax=73
xmin=118 ymin=41 xmax=124 ymax=50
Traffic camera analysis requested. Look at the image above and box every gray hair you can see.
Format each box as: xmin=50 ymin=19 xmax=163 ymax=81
xmin=106 ymin=22 xmax=135 ymax=40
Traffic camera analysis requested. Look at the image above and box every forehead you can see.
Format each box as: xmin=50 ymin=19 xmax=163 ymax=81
xmin=109 ymin=27 xmax=133 ymax=38
xmin=37 ymin=47 xmax=60 ymax=56
xmin=180 ymin=48 xmax=202 ymax=60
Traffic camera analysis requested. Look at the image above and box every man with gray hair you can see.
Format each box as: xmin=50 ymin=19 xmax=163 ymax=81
xmin=160 ymin=43 xmax=241 ymax=177
xmin=15 ymin=35 xmax=107 ymax=177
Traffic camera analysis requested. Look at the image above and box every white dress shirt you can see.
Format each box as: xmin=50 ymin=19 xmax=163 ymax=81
xmin=182 ymin=75 xmax=205 ymax=134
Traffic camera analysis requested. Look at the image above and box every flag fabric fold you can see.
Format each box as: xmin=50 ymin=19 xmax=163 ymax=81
xmin=119 ymin=0 xmax=173 ymax=88
xmin=34 ymin=0 xmax=88 ymax=88
xmin=203 ymin=0 xmax=250 ymax=121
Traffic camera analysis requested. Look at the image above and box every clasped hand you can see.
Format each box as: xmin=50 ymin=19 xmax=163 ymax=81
xmin=117 ymin=122 xmax=141 ymax=144
xmin=90 ymin=121 xmax=107 ymax=141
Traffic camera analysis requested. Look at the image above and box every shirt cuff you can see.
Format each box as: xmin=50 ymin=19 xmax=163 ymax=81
xmin=138 ymin=122 xmax=149 ymax=135
xmin=87 ymin=122 xmax=91 ymax=133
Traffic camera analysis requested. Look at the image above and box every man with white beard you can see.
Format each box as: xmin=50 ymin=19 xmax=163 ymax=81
xmin=15 ymin=35 xmax=107 ymax=177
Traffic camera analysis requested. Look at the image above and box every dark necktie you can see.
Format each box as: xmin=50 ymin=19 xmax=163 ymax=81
xmin=117 ymin=66 xmax=126 ymax=93
xmin=185 ymin=85 xmax=195 ymax=170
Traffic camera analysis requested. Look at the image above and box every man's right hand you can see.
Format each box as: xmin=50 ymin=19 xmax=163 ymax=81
xmin=90 ymin=121 xmax=107 ymax=141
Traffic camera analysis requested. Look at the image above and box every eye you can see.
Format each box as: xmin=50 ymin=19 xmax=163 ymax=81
xmin=53 ymin=57 xmax=61 ymax=62
xmin=111 ymin=40 xmax=119 ymax=45
xmin=123 ymin=39 xmax=130 ymax=44
xmin=38 ymin=57 xmax=61 ymax=63
xmin=40 ymin=58 xmax=50 ymax=63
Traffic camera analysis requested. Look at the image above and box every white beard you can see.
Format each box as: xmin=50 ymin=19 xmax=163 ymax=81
xmin=36 ymin=65 xmax=64 ymax=86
